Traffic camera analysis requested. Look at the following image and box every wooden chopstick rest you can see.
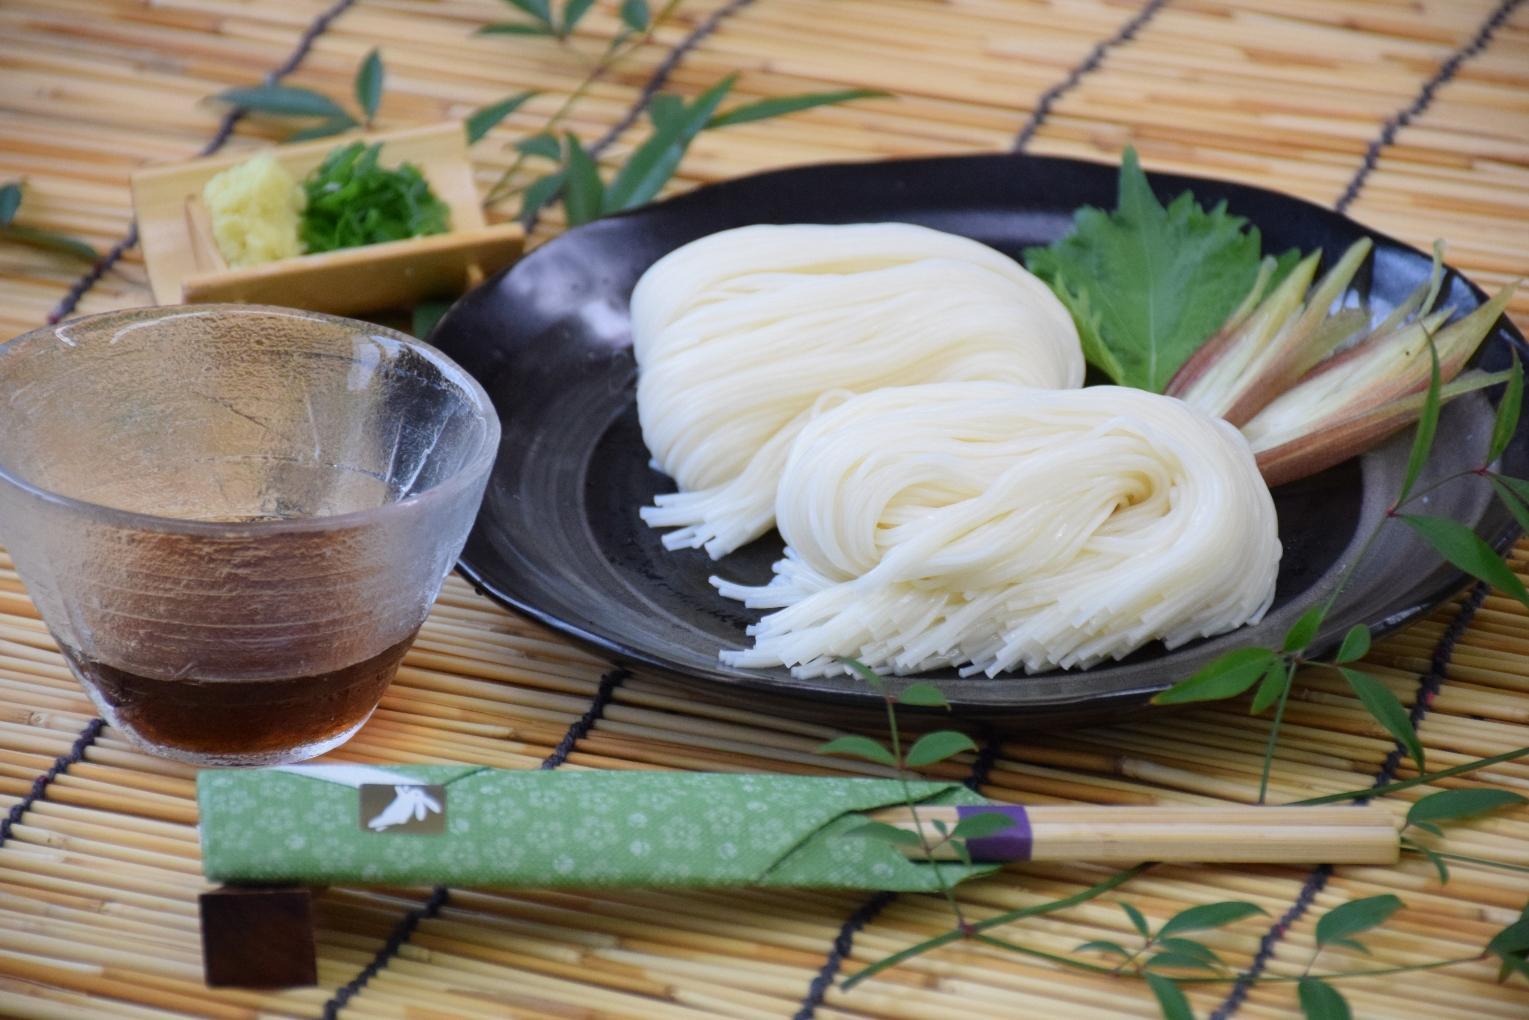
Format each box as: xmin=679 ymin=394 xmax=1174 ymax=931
xmin=870 ymin=805 xmax=1400 ymax=864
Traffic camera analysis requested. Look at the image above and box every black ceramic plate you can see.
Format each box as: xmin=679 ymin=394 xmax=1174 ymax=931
xmin=431 ymin=154 xmax=1527 ymax=725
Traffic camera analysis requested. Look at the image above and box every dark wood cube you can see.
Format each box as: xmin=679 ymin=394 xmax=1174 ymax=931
xmin=200 ymin=885 xmax=318 ymax=988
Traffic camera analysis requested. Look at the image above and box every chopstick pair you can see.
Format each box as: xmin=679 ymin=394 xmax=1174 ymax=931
xmin=870 ymin=804 xmax=1399 ymax=864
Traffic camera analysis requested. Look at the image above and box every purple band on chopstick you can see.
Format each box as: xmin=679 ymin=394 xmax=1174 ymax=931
xmin=956 ymin=805 xmax=1032 ymax=862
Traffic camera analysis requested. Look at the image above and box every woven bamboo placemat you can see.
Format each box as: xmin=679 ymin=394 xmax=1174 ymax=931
xmin=2 ymin=1 xmax=1527 ymax=1017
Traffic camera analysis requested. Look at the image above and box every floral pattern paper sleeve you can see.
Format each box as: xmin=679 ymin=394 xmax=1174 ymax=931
xmin=197 ymin=766 xmax=999 ymax=892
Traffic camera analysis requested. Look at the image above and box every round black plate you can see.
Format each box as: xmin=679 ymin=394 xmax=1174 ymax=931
xmin=431 ymin=153 xmax=1527 ymax=726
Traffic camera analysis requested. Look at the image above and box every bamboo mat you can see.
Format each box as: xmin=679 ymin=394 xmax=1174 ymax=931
xmin=2 ymin=1 xmax=1528 ymax=1017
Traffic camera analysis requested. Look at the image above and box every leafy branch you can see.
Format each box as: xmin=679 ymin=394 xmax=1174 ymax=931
xmin=1154 ymin=343 xmax=1527 ymax=804
xmin=833 ymin=662 xmax=1529 ymax=1017
xmin=471 ymin=1 xmax=885 ymax=222
xmin=819 ymin=663 xmax=989 ymax=933
xmin=495 ymin=74 xmax=885 ymax=226
xmin=213 ymin=47 xmax=386 ymax=141
xmin=0 ymin=182 xmax=97 ymax=262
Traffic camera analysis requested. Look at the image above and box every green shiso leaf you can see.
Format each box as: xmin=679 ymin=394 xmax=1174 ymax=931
xmin=1023 ymin=147 xmax=1279 ymax=392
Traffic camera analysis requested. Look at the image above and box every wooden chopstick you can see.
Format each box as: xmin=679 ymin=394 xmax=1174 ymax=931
xmin=868 ymin=804 xmax=1399 ymax=864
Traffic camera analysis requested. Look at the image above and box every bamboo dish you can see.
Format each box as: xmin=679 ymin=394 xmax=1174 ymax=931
xmin=129 ymin=123 xmax=523 ymax=316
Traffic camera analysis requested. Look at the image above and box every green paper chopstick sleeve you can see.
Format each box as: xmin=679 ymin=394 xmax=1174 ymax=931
xmin=197 ymin=767 xmax=1000 ymax=892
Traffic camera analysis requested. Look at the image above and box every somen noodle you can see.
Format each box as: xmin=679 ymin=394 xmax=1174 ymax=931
xmin=632 ymin=223 xmax=1083 ymax=558
xmin=714 ymin=382 xmax=1282 ymax=677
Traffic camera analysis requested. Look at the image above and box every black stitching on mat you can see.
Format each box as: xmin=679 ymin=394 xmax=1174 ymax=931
xmin=1012 ymin=0 xmax=1171 ymax=152
xmin=541 ymin=667 xmax=628 ymax=769
xmin=46 ymin=0 xmax=362 ymax=324
xmin=319 ymin=668 xmax=628 ymax=1017
xmin=794 ymin=889 xmax=896 ymax=1020
xmin=1209 ymin=583 xmax=1490 ymax=1020
xmin=321 ymin=885 xmax=450 ymax=1020
xmin=0 ymin=718 xmax=104 ymax=849
xmin=793 ymin=731 xmax=1001 ymax=1020
xmin=1334 ymin=0 xmax=1523 ymax=215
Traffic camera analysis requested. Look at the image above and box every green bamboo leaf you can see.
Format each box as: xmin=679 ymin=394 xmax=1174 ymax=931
xmin=1488 ymin=353 xmax=1524 ymax=466
xmin=1074 ymin=939 xmax=1131 ymax=959
xmin=1153 ymin=648 xmax=1278 ymax=705
xmin=817 ymin=734 xmax=895 ymax=767
xmin=514 ymin=130 xmax=561 ymax=159
xmin=1315 ymin=894 xmax=1403 ymax=948
xmin=519 ymin=170 xmax=565 ymax=224
xmin=1145 ymin=950 xmax=1217 ymax=972
xmin=620 ymin=0 xmax=650 ymax=31
xmin=215 ymin=84 xmax=353 ymax=120
xmin=706 ymin=88 xmax=889 ymax=129
xmin=1487 ymin=909 xmax=1529 ymax=984
xmin=410 ymin=299 xmax=453 ymax=340
xmin=504 ymin=0 xmax=553 ymax=25
xmin=896 ymin=682 xmax=949 ymax=708
xmin=1120 ymin=901 xmax=1151 ymax=938
xmin=1398 ymin=338 xmax=1442 ymax=505
xmin=1401 ymin=514 xmax=1529 ymax=610
xmin=1340 ymin=668 xmax=1424 ymax=773
xmin=1494 ymin=474 xmax=1529 ymax=508
xmin=953 ymin=837 xmax=972 ymax=867
xmin=561 ymin=133 xmax=603 ymax=226
xmin=1156 ymin=938 xmax=1225 ymax=968
xmin=560 ymin=0 xmax=596 ymax=35
xmin=1283 ymin=603 xmax=1325 ymax=652
xmin=1334 ymin=624 xmax=1371 ymax=664
xmin=355 ymin=48 xmax=384 ymax=125
xmin=0 ymin=182 xmax=20 ymax=226
xmin=1 ymin=225 xmax=97 ymax=261
xmin=476 ymin=22 xmax=558 ymax=36
xmin=288 ymin=117 xmax=357 ymax=142
xmin=466 ymin=91 xmax=537 ymax=144
xmin=1489 ymin=477 xmax=1529 ymax=533
xmin=844 ymin=820 xmax=920 ymax=847
xmin=1406 ymin=788 xmax=1528 ymax=829
xmin=1298 ymin=978 xmax=1351 ymax=1020
xmin=604 ymin=75 xmax=735 ymax=212
xmin=1159 ymin=901 xmax=1267 ymax=937
xmin=905 ymin=730 xmax=977 ymax=767
xmin=1145 ymin=973 xmax=1194 ymax=1020
xmin=1412 ymin=842 xmax=1450 ymax=884
xmin=950 ymin=811 xmax=1016 ymax=840
xmin=1249 ymin=660 xmax=1290 ymax=715
xmin=648 ymin=94 xmax=685 ymax=131
xmin=843 ymin=659 xmax=885 ymax=691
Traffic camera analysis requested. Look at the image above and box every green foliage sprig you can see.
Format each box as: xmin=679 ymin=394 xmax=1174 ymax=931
xmin=818 ymin=663 xmax=986 ymax=929
xmin=828 ymin=662 xmax=1529 ymax=1019
xmin=469 ymin=1 xmax=886 ymax=224
xmin=0 ymin=182 xmax=97 ymax=261
xmin=214 ymin=48 xmax=385 ymax=141
xmin=1153 ymin=344 xmax=1528 ymax=805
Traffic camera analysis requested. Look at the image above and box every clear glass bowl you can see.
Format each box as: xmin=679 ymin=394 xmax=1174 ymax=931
xmin=0 ymin=305 xmax=500 ymax=764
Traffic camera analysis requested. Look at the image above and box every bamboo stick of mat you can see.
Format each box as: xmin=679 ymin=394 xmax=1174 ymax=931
xmin=871 ymin=804 xmax=1399 ymax=863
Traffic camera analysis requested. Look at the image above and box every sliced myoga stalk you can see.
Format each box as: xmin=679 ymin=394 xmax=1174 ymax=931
xmin=1253 ymin=368 xmax=1511 ymax=487
xmin=1248 ymin=286 xmax=1517 ymax=485
xmin=1172 ymin=236 xmax=1517 ymax=486
xmin=1168 ymin=239 xmax=1373 ymax=425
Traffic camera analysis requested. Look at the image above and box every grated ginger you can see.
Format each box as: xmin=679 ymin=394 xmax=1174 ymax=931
xmin=202 ymin=153 xmax=305 ymax=268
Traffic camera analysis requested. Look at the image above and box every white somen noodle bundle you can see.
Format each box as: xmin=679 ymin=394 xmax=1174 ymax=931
xmin=632 ymin=223 xmax=1084 ymax=558
xmin=714 ymin=383 xmax=1282 ymax=677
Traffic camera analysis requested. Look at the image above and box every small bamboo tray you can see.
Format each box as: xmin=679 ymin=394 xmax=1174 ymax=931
xmin=130 ymin=122 xmax=523 ymax=316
